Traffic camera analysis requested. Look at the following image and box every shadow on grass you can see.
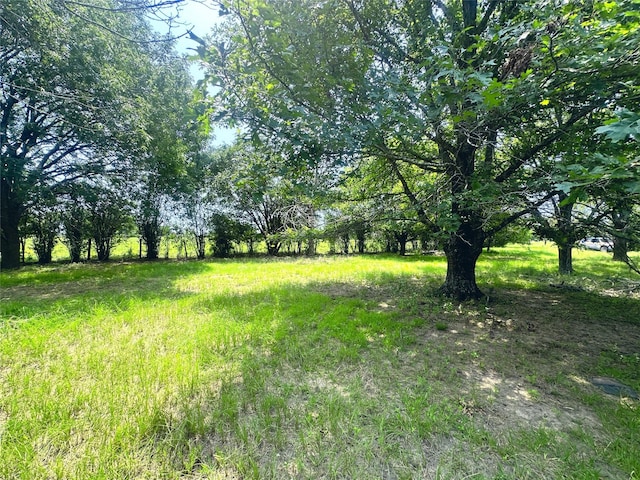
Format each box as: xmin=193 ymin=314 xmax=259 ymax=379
xmin=143 ymin=270 xmax=639 ymax=478
xmin=146 ymin=280 xmax=463 ymax=477
xmin=0 ymin=260 xmax=215 ymax=324
xmin=1 ymin=255 xmax=639 ymax=478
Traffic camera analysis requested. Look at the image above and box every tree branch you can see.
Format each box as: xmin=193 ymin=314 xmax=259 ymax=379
xmin=232 ymin=4 xmax=331 ymax=122
xmin=476 ymin=0 xmax=500 ymax=34
xmin=494 ymin=107 xmax=593 ymax=183
xmin=484 ymin=189 xmax=557 ymax=238
xmin=385 ymin=153 xmax=439 ymax=232
xmin=62 ymin=0 xmax=186 ymax=13
xmin=372 ymin=142 xmax=443 ymax=172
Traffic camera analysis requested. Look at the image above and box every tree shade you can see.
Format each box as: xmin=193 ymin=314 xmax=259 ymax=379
xmin=0 ymin=0 xmax=200 ymax=269
xmin=205 ymin=0 xmax=640 ymax=298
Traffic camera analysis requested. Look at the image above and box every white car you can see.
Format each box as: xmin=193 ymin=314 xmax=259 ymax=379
xmin=579 ymin=237 xmax=613 ymax=252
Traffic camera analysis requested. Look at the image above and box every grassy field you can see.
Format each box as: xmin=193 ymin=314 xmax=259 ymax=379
xmin=1 ymin=244 xmax=639 ymax=479
xmin=19 ymin=235 xmax=333 ymax=264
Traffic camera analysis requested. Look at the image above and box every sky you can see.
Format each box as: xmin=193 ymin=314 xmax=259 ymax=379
xmin=157 ymin=0 xmax=238 ymax=146
xmin=170 ymin=1 xmax=220 ymax=54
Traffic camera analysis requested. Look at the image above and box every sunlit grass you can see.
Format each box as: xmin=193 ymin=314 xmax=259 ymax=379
xmin=19 ymin=236 xmax=338 ymax=264
xmin=477 ymin=242 xmax=640 ymax=290
xmin=1 ymin=244 xmax=638 ymax=479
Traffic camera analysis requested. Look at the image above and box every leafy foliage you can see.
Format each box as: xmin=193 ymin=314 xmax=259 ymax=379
xmin=205 ymin=0 xmax=640 ymax=297
xmin=0 ymin=0 xmax=198 ymax=268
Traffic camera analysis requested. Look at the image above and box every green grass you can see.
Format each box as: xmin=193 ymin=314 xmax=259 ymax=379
xmin=1 ymin=244 xmax=639 ymax=479
xmin=19 ymin=235 xmax=338 ymax=265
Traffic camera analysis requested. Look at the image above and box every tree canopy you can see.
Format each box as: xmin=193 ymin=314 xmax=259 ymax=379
xmin=3 ymin=0 xmax=639 ymax=288
xmin=205 ymin=0 xmax=640 ymax=298
xmin=1 ymin=0 xmax=199 ymax=268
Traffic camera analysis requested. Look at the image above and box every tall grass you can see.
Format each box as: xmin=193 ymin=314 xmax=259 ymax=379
xmin=1 ymin=244 xmax=638 ymax=479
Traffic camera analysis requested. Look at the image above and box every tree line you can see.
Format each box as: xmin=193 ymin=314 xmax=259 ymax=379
xmin=2 ymin=0 xmax=640 ymax=300
xmin=1 ymin=0 xmax=205 ymax=269
xmin=202 ymin=0 xmax=640 ymax=297
xmin=11 ymin=135 xmax=639 ymax=272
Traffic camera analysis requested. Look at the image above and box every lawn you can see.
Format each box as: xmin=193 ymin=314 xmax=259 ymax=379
xmin=1 ymin=244 xmax=639 ymax=479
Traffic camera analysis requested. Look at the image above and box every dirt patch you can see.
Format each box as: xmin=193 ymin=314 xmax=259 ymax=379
xmin=315 ymin=279 xmax=640 ymax=459
xmin=460 ymin=368 xmax=603 ymax=433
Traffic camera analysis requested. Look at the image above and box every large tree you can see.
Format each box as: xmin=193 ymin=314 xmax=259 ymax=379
xmin=206 ymin=0 xmax=639 ymax=299
xmin=0 ymin=0 xmax=190 ymax=268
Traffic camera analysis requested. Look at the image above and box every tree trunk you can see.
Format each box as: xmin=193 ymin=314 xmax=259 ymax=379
xmin=146 ymin=236 xmax=160 ymax=260
xmin=485 ymin=237 xmax=493 ymax=253
xmin=395 ymin=232 xmax=408 ymax=256
xmin=558 ymin=244 xmax=573 ymax=274
xmin=439 ymin=134 xmax=484 ymax=300
xmin=0 ymin=215 xmax=21 ymax=269
xmin=612 ymin=237 xmax=629 ymax=262
xmin=306 ymin=237 xmax=316 ymax=256
xmin=0 ymin=179 xmax=22 ymax=269
xmin=33 ymin=225 xmax=57 ymax=265
xmin=354 ymin=223 xmax=366 ymax=253
xmin=96 ymin=238 xmax=111 ymax=261
xmin=439 ymin=223 xmax=484 ymax=300
xmin=556 ymin=194 xmax=576 ymax=274
xmin=20 ymin=236 xmax=26 ymax=263
xmin=341 ymin=233 xmax=350 ymax=254
xmin=141 ymin=221 xmax=160 ymax=260
xmin=611 ymin=208 xmax=631 ymax=262
xmin=195 ymin=234 xmax=205 ymax=259
xmin=266 ymin=241 xmax=280 ymax=256
xmin=35 ymin=240 xmax=54 ymax=264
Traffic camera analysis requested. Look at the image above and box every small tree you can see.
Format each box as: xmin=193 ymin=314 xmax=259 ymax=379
xmin=25 ymin=204 xmax=60 ymax=265
xmin=210 ymin=214 xmax=233 ymax=258
xmin=379 ymin=219 xmax=421 ymax=256
xmin=182 ymin=193 xmax=216 ymax=260
xmin=227 ymin=150 xmax=291 ymax=256
xmin=61 ymin=202 xmax=89 ymax=263
xmin=88 ymin=190 xmax=130 ymax=262
xmin=532 ymin=193 xmax=590 ymax=275
xmin=210 ymin=213 xmax=253 ymax=258
xmin=136 ymin=195 xmax=163 ymax=260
